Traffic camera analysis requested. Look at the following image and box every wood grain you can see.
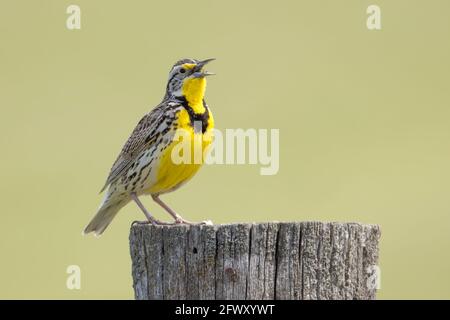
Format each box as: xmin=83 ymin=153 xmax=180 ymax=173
xmin=129 ymin=222 xmax=381 ymax=300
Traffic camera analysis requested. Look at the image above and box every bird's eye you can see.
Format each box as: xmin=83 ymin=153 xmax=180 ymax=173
xmin=179 ymin=68 xmax=186 ymax=74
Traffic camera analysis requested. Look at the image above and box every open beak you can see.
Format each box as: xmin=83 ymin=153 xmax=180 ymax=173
xmin=193 ymin=58 xmax=215 ymax=78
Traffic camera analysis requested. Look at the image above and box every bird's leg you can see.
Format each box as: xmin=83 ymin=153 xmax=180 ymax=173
xmin=131 ymin=193 xmax=173 ymax=226
xmin=151 ymin=194 xmax=212 ymax=225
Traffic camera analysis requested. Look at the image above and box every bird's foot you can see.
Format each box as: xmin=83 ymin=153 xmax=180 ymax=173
xmin=132 ymin=219 xmax=174 ymax=226
xmin=173 ymin=217 xmax=213 ymax=226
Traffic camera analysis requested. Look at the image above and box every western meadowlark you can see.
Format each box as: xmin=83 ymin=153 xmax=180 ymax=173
xmin=83 ymin=58 xmax=215 ymax=236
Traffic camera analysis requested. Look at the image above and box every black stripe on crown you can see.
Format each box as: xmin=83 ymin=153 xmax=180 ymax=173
xmin=173 ymin=58 xmax=198 ymax=67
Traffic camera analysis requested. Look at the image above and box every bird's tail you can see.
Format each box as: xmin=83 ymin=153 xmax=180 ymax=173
xmin=83 ymin=197 xmax=127 ymax=237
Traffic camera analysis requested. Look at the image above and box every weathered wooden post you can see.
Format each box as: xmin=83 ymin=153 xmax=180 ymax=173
xmin=129 ymin=222 xmax=380 ymax=300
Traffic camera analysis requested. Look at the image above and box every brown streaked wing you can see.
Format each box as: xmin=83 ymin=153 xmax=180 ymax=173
xmin=100 ymin=102 xmax=170 ymax=192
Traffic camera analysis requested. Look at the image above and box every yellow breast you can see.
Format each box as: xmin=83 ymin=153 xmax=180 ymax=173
xmin=148 ymin=107 xmax=214 ymax=195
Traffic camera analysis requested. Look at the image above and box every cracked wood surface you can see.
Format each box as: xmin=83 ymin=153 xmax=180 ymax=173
xmin=129 ymin=222 xmax=381 ymax=300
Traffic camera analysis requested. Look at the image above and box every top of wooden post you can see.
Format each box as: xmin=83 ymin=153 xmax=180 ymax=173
xmin=129 ymin=221 xmax=381 ymax=300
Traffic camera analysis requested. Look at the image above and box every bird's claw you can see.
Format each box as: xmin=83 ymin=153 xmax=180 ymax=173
xmin=132 ymin=219 xmax=174 ymax=226
xmin=173 ymin=218 xmax=213 ymax=226
xmin=132 ymin=220 xmax=151 ymax=226
xmin=132 ymin=219 xmax=213 ymax=226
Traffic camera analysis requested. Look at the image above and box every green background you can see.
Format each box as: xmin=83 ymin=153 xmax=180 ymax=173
xmin=1 ymin=0 xmax=449 ymax=299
